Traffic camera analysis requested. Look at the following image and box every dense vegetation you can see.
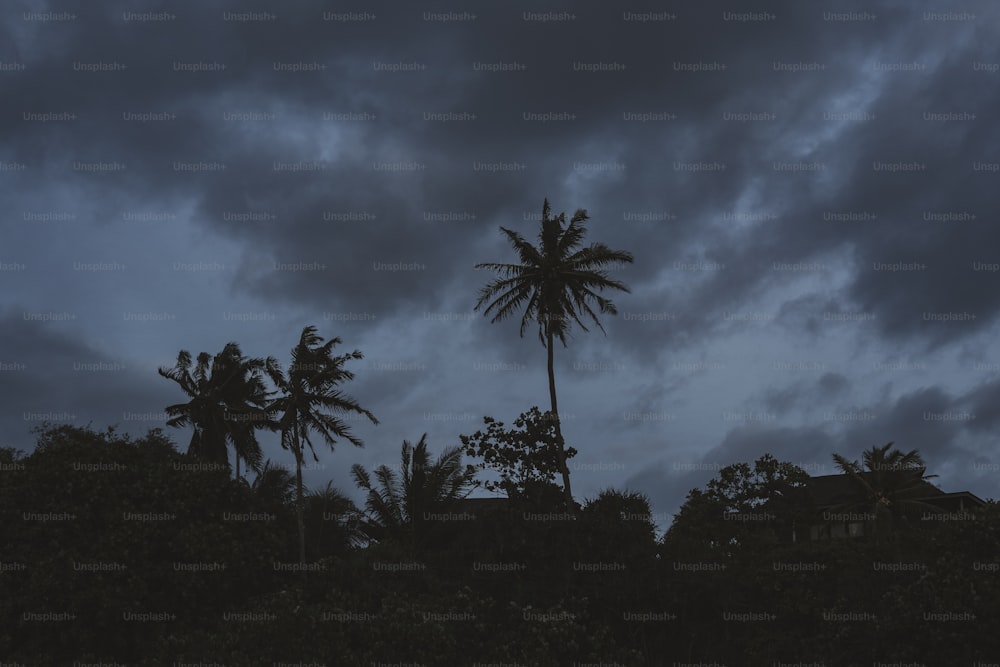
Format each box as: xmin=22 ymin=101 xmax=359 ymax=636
xmin=2 ymin=425 xmax=998 ymax=665
xmin=3 ymin=203 xmax=997 ymax=663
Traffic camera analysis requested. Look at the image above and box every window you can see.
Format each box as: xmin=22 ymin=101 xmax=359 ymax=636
xmin=848 ymin=522 xmax=864 ymax=537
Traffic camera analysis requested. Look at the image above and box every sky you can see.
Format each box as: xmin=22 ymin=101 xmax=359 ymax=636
xmin=2 ymin=0 xmax=999 ymax=534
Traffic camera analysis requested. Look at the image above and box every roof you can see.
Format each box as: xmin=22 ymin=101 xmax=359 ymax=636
xmin=795 ymin=471 xmax=986 ymax=510
xmin=800 ymin=471 xmax=941 ymax=507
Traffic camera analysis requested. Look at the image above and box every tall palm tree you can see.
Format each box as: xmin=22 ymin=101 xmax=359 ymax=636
xmin=264 ymin=325 xmax=378 ymax=563
xmin=474 ymin=198 xmax=634 ymax=510
xmin=831 ymin=442 xmax=941 ymax=544
xmin=158 ymin=342 xmax=268 ymax=481
xmin=351 ymin=434 xmax=478 ymax=547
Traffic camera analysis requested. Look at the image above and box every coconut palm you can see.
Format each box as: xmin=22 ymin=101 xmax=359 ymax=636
xmin=304 ymin=481 xmax=369 ymax=556
xmin=831 ymin=442 xmax=941 ymax=544
xmin=351 ymin=434 xmax=478 ymax=547
xmin=158 ymin=342 xmax=268 ymax=481
xmin=249 ymin=459 xmax=297 ymax=506
xmin=474 ymin=198 xmax=634 ymax=510
xmin=264 ymin=325 xmax=378 ymax=563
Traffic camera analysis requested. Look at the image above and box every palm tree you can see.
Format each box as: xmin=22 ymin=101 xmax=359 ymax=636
xmin=474 ymin=198 xmax=634 ymax=510
xmin=351 ymin=434 xmax=478 ymax=547
xmin=158 ymin=342 xmax=269 ymax=481
xmin=304 ymin=481 xmax=369 ymax=556
xmin=249 ymin=459 xmax=297 ymax=506
xmin=264 ymin=325 xmax=378 ymax=563
xmin=831 ymin=442 xmax=941 ymax=544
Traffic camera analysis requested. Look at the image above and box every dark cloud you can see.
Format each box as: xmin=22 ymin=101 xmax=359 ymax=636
xmin=4 ymin=0 xmax=999 ymax=524
xmin=0 ymin=307 xmax=179 ymax=450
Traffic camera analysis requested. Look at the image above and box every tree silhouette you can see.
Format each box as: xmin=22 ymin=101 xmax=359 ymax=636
xmin=264 ymin=325 xmax=378 ymax=563
xmin=303 ymin=480 xmax=369 ymax=557
xmin=0 ymin=424 xmax=287 ymax=662
xmin=665 ymin=454 xmax=810 ymax=557
xmin=351 ymin=433 xmax=477 ymax=548
xmin=4 ymin=424 xmax=998 ymax=664
xmin=831 ymin=442 xmax=941 ymax=544
xmin=474 ymin=198 xmax=634 ymax=510
xmin=249 ymin=458 xmax=297 ymax=506
xmin=460 ymin=406 xmax=575 ymax=500
xmin=158 ymin=342 xmax=269 ymax=480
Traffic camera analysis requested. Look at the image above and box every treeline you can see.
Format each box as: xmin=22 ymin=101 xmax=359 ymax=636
xmin=2 ymin=425 xmax=998 ymax=665
xmin=4 ymin=201 xmax=998 ymax=663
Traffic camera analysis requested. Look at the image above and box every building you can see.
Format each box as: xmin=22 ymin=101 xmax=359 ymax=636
xmin=790 ymin=470 xmax=988 ymax=542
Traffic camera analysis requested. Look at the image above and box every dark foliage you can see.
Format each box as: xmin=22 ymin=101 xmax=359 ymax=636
xmin=4 ymin=426 xmax=998 ymax=664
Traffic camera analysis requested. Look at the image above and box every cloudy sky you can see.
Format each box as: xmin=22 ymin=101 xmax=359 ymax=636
xmin=2 ymin=0 xmax=998 ymax=533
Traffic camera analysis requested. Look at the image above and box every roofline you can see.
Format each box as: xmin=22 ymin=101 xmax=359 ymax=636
xmin=808 ymin=491 xmax=988 ymax=509
xmin=932 ymin=490 xmax=988 ymax=506
xmin=807 ymin=470 xmax=928 ymax=481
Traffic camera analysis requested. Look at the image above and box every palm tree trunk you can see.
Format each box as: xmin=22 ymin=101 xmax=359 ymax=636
xmin=294 ymin=431 xmax=306 ymax=564
xmin=546 ymin=327 xmax=575 ymax=512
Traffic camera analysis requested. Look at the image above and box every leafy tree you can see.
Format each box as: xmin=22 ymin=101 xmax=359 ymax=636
xmin=7 ymin=423 xmax=999 ymax=664
xmin=0 ymin=445 xmax=26 ymax=465
xmin=581 ymin=488 xmax=658 ymax=555
xmin=158 ymin=342 xmax=269 ymax=480
xmin=264 ymin=325 xmax=378 ymax=563
xmin=459 ymin=406 xmax=575 ymax=501
xmin=475 ymin=198 xmax=634 ymax=511
xmin=664 ymin=454 xmax=810 ymax=557
xmin=0 ymin=424 xmax=287 ymax=663
xmin=831 ymin=442 xmax=942 ymax=544
xmin=577 ymin=489 xmax=661 ymax=646
xmin=351 ymin=434 xmax=478 ymax=549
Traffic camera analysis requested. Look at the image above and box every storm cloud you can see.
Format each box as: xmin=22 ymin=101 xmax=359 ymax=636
xmin=3 ymin=0 xmax=998 ymax=532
